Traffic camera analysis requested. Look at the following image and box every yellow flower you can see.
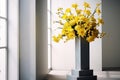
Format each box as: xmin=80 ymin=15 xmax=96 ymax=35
xmin=64 ymin=22 xmax=70 ymax=27
xmin=62 ymin=27 xmax=68 ymax=35
xmin=69 ymin=20 xmax=76 ymax=26
xmin=84 ymin=23 xmax=92 ymax=29
xmin=52 ymin=36 xmax=60 ymax=43
xmin=65 ymin=8 xmax=71 ymax=13
xmin=98 ymin=18 xmax=104 ymax=25
xmin=53 ymin=2 xmax=105 ymax=43
xmin=53 ymin=34 xmax=63 ymax=43
xmin=62 ymin=26 xmax=73 ymax=35
xmin=76 ymin=9 xmax=82 ymax=14
xmin=62 ymin=14 xmax=67 ymax=19
xmin=91 ymin=22 xmax=97 ymax=27
xmin=75 ymin=16 xmax=80 ymax=23
xmin=72 ymin=3 xmax=78 ymax=8
xmin=68 ymin=15 xmax=74 ymax=20
xmin=67 ymin=31 xmax=75 ymax=39
xmin=77 ymin=28 xmax=86 ymax=37
xmin=79 ymin=15 xmax=88 ymax=22
xmin=62 ymin=29 xmax=66 ymax=35
xmin=86 ymin=36 xmax=95 ymax=42
xmin=67 ymin=26 xmax=74 ymax=32
xmin=92 ymin=29 xmax=99 ymax=37
xmin=84 ymin=9 xmax=91 ymax=16
xmin=90 ymin=16 xmax=96 ymax=22
xmin=96 ymin=8 xmax=101 ymax=15
xmin=75 ymin=25 xmax=81 ymax=31
xmin=83 ymin=2 xmax=90 ymax=8
xmin=58 ymin=34 xmax=62 ymax=39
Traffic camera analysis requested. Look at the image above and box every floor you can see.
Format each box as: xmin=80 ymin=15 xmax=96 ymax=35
xmin=47 ymin=70 xmax=120 ymax=80
xmin=48 ymin=70 xmax=69 ymax=80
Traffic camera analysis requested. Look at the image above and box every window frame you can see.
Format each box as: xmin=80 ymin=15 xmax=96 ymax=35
xmin=47 ymin=0 xmax=52 ymax=70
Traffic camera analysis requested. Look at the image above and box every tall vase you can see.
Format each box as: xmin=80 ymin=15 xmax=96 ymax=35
xmin=67 ymin=37 xmax=97 ymax=80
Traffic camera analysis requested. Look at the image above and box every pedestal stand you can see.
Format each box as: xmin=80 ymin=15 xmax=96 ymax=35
xmin=67 ymin=37 xmax=97 ymax=80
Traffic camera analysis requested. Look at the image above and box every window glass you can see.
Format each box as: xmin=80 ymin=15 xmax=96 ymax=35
xmin=0 ymin=19 xmax=7 ymax=47
xmin=0 ymin=0 xmax=7 ymax=80
xmin=0 ymin=0 xmax=7 ymax=17
xmin=0 ymin=49 xmax=7 ymax=80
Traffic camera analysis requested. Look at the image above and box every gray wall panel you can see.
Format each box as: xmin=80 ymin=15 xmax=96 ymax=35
xmin=102 ymin=0 xmax=120 ymax=70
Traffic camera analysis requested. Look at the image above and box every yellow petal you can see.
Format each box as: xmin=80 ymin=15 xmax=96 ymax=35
xmin=62 ymin=14 xmax=67 ymax=19
xmin=96 ymin=8 xmax=101 ymax=15
xmin=76 ymin=9 xmax=82 ymax=14
xmin=86 ymin=36 xmax=95 ymax=42
xmin=84 ymin=9 xmax=91 ymax=16
xmin=69 ymin=20 xmax=76 ymax=26
xmin=65 ymin=8 xmax=71 ymax=13
xmin=53 ymin=36 xmax=60 ymax=43
xmin=83 ymin=2 xmax=90 ymax=8
xmin=72 ymin=3 xmax=78 ymax=8
xmin=98 ymin=18 xmax=104 ymax=24
xmin=77 ymin=28 xmax=86 ymax=37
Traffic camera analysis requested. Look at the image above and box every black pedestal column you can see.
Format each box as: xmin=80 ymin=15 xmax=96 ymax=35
xmin=67 ymin=37 xmax=97 ymax=80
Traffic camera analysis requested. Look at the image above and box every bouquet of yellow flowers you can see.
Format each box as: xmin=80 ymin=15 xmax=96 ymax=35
xmin=53 ymin=2 xmax=105 ymax=43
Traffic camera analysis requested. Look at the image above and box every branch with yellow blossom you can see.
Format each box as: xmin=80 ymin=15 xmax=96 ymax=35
xmin=53 ymin=2 xmax=105 ymax=43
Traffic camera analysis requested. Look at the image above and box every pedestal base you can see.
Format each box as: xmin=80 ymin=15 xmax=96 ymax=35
xmin=67 ymin=69 xmax=97 ymax=80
